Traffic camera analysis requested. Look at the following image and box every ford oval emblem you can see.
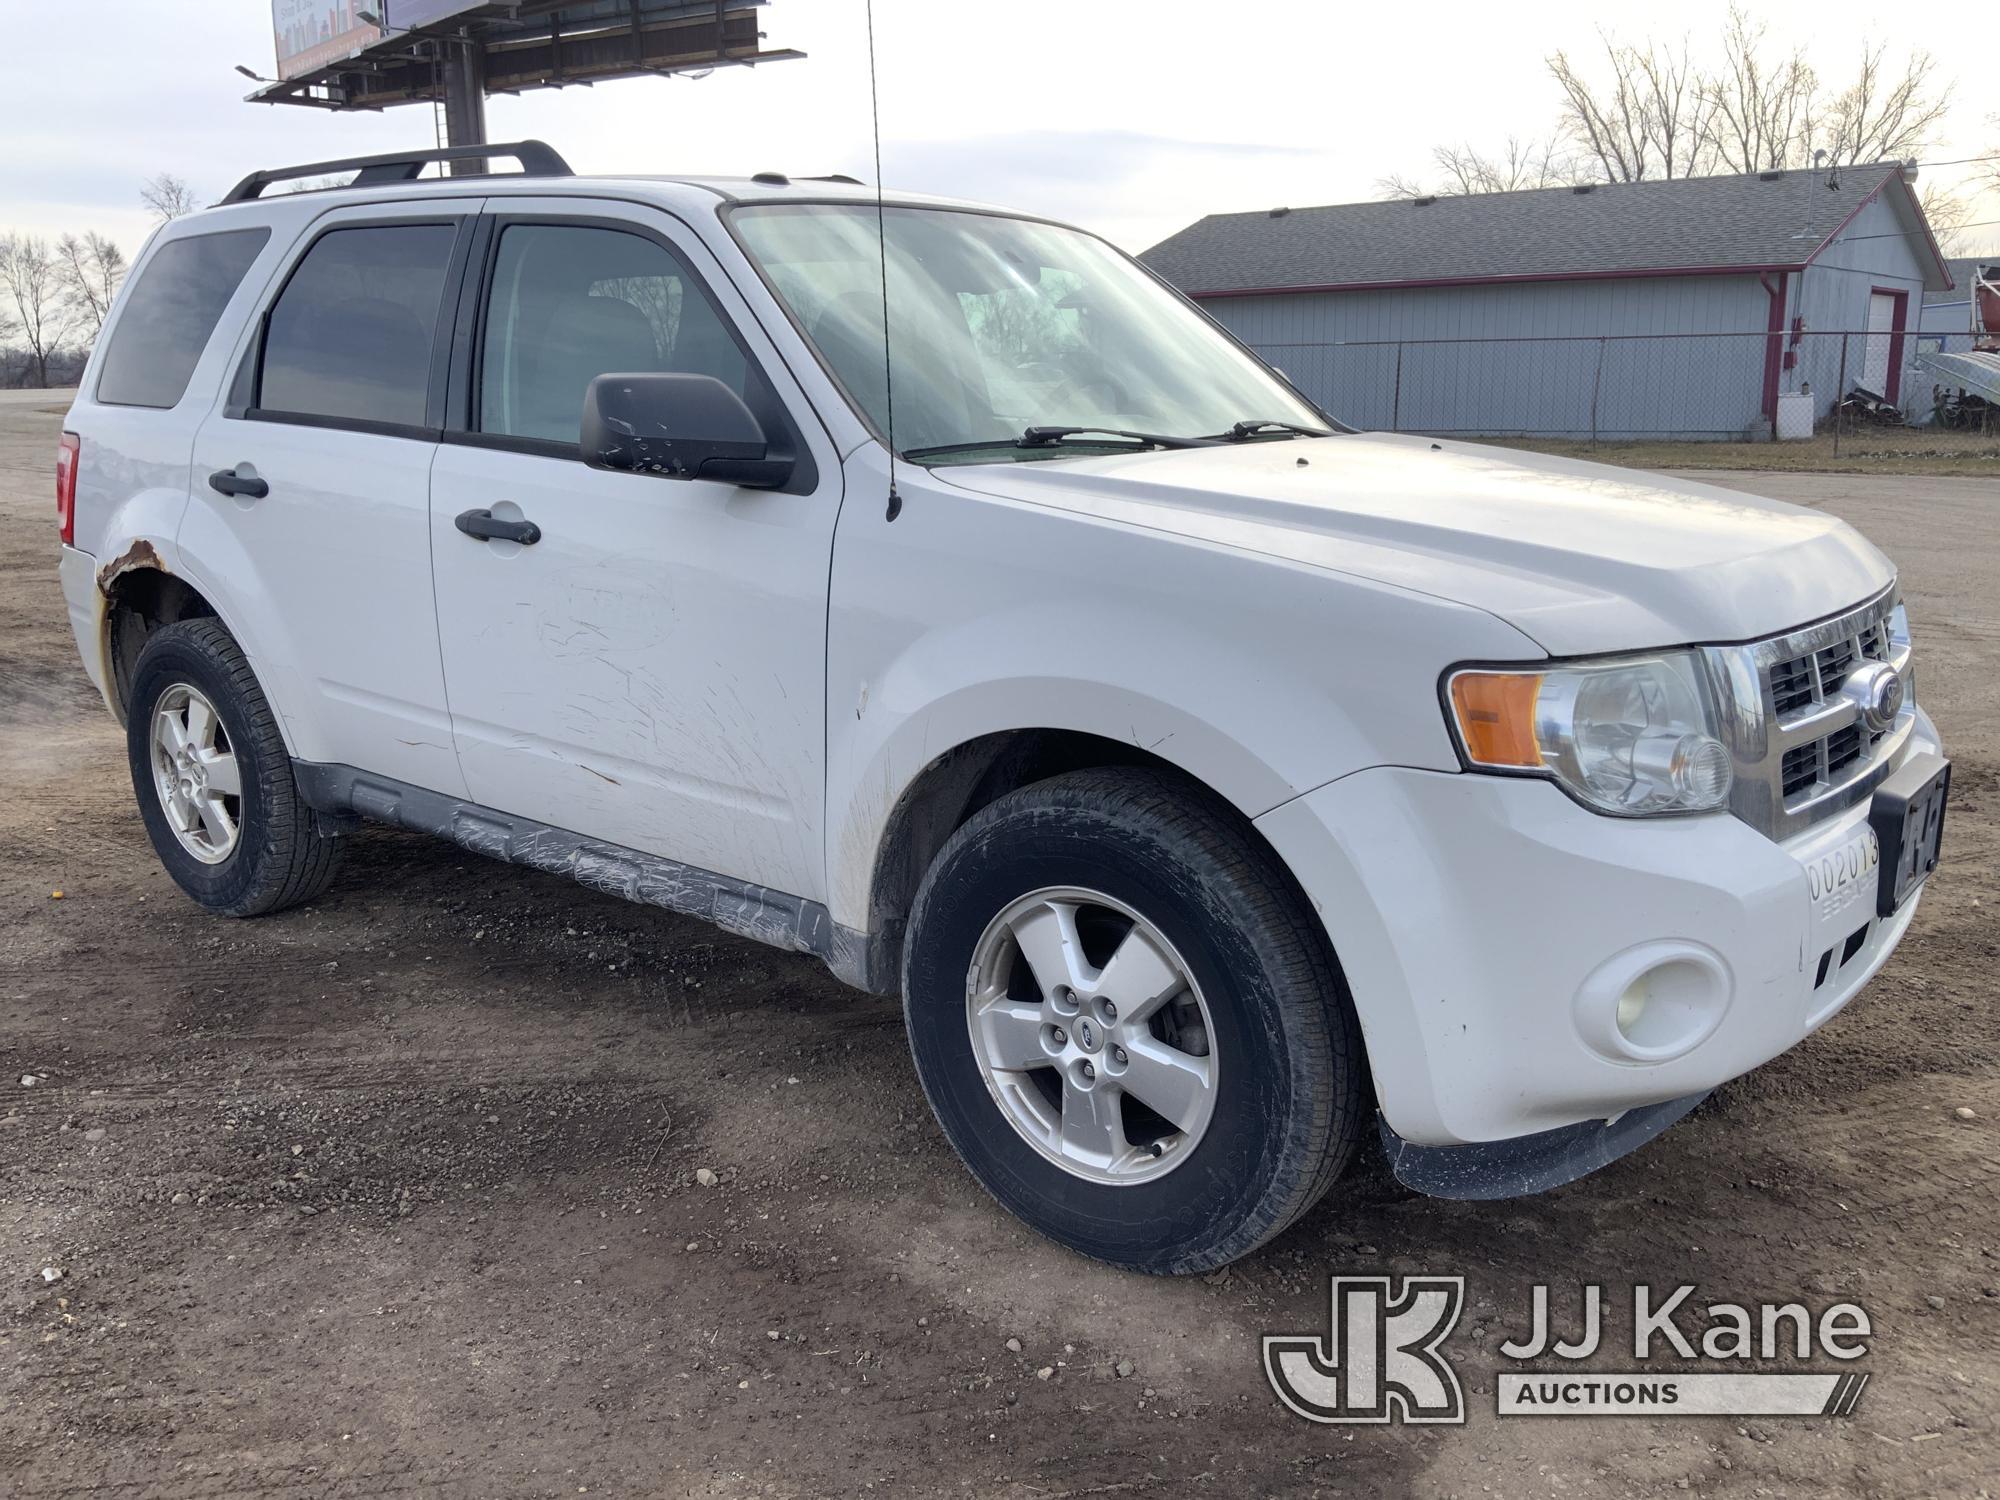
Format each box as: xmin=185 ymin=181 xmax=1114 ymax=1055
xmin=1842 ymin=661 xmax=1904 ymax=733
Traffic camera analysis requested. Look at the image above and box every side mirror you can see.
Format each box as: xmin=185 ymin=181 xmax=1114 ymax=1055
xmin=581 ymin=372 xmax=794 ymax=489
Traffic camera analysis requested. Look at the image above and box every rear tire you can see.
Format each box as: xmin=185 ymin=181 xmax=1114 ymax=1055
xmin=126 ymin=618 xmax=341 ymax=917
xmin=902 ymin=767 xmax=1363 ymax=1274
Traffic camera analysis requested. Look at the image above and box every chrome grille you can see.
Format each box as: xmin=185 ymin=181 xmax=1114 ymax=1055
xmin=1701 ymin=584 xmax=1914 ymax=841
xmin=1770 ymin=656 xmax=1814 ymax=716
xmin=1779 ymin=743 xmax=1819 ymax=798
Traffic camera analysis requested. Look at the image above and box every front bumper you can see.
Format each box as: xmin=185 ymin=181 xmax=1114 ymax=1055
xmin=1256 ymin=704 xmax=1942 ymax=1149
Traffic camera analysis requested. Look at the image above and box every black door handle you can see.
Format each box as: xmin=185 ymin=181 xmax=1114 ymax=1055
xmin=454 ymin=508 xmax=542 ymax=546
xmin=209 ymin=468 xmax=268 ymax=499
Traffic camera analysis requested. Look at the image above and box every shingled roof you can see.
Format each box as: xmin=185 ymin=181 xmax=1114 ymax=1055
xmin=1928 ymin=257 xmax=1990 ymax=304
xmin=1142 ymin=164 xmax=1952 ymax=296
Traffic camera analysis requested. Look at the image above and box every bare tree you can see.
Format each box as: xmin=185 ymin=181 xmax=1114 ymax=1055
xmin=140 ymin=171 xmax=199 ymax=223
xmin=1818 ymin=42 xmax=1952 ymax=168
xmin=1379 ymin=137 xmax=1586 ymax=199
xmin=1917 ymin=183 xmax=1973 ymax=255
xmin=1967 ymin=114 xmax=1999 ymax=203
xmin=1439 ymin=137 xmax=1582 ymax=194
xmin=56 ymin=232 xmax=127 ymax=345
xmin=1548 ymin=35 xmax=1667 ymax=182
xmin=1702 ymin=11 xmax=1816 ymax=174
xmin=1399 ymin=13 xmax=1955 ymax=198
xmin=0 ymin=233 xmax=72 ymax=387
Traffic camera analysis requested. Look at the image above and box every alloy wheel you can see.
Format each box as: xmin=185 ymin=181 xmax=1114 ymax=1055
xmin=965 ymin=886 xmax=1218 ymax=1185
xmin=148 ymin=683 xmax=243 ymax=864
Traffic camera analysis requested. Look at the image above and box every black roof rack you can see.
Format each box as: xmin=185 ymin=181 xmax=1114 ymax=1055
xmin=221 ymin=140 xmax=572 ymax=204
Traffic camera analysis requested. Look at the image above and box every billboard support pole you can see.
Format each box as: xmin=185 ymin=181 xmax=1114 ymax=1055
xmin=441 ymin=33 xmax=488 ymax=175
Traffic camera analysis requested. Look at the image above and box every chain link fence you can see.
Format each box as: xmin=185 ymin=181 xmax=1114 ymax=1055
xmin=1243 ymin=328 xmax=1995 ymax=448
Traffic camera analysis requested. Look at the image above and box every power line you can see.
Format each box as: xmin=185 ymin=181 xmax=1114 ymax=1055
xmin=1836 ymin=217 xmax=2000 ymax=245
xmin=1909 ymin=153 xmax=2000 ymax=170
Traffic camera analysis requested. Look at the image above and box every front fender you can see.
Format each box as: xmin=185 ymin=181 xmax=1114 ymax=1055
xmin=828 ymin=666 xmax=1295 ymax=932
xmin=822 ymin=455 xmax=1545 ymax=931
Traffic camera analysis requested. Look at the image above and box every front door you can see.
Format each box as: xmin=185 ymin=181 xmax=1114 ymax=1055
xmin=185 ymin=201 xmax=478 ymax=798
xmin=426 ymin=204 xmax=841 ymax=901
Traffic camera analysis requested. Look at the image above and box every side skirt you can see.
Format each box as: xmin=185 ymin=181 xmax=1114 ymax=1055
xmin=292 ymin=761 xmax=895 ymax=995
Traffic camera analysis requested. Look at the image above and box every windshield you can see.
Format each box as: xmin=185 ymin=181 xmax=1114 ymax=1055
xmin=730 ymin=204 xmax=1328 ymax=461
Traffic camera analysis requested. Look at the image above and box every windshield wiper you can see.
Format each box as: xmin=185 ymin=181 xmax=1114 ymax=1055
xmin=1020 ymin=425 xmax=1223 ymax=450
xmin=902 ymin=426 xmax=1222 ymax=460
xmin=1212 ymin=419 xmax=1334 ymax=441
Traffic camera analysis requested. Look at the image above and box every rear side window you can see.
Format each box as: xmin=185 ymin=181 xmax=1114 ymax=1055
xmin=478 ymin=223 xmax=749 ymax=444
xmin=95 ymin=228 xmax=269 ymax=409
xmin=257 ymin=223 xmax=457 ymax=428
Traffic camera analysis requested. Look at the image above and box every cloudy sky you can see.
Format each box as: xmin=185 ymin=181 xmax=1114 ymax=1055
xmin=3 ymin=0 xmax=1995 ymax=263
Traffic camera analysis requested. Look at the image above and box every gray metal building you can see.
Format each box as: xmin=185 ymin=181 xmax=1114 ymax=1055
xmin=1143 ymin=165 xmax=1954 ymax=439
xmin=1920 ymin=257 xmax=1987 ymax=339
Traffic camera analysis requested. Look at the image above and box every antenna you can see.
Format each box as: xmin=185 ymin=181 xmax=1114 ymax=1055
xmin=865 ymin=0 xmax=901 ymax=521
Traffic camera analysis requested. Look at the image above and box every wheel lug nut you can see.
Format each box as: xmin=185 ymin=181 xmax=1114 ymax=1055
xmin=1081 ymin=1062 xmax=1095 ymax=1081
xmin=1051 ymin=1027 xmax=1066 ymax=1044
xmin=1111 ymin=1046 xmax=1127 ymax=1065
xmin=1101 ymin=1000 xmax=1117 ymax=1021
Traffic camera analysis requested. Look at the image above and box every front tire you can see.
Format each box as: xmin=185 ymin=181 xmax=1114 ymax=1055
xmin=902 ymin=767 xmax=1363 ymax=1274
xmin=126 ymin=618 xmax=341 ymax=917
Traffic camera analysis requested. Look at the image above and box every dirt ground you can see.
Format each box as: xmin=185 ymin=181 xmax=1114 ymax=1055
xmin=2 ymin=392 xmax=1995 ymax=1498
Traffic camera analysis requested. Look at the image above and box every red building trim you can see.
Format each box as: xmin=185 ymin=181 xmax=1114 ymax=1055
xmin=1759 ymin=272 xmax=1788 ymax=424
xmin=1804 ymin=171 xmax=1954 ymax=289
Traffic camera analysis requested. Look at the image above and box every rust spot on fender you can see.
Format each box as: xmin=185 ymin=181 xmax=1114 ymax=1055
xmin=97 ymin=539 xmax=164 ymax=596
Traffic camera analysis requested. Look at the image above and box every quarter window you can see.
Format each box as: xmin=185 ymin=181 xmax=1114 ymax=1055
xmin=478 ymin=224 xmax=749 ymax=445
xmin=95 ymin=229 xmax=269 ymax=409
xmin=257 ymin=224 xmax=457 ymax=428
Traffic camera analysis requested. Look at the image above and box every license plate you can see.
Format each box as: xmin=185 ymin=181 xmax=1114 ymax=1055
xmin=1869 ymin=754 xmax=1949 ymax=917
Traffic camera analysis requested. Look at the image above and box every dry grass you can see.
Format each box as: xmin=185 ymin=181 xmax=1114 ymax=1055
xmin=1486 ymin=426 xmax=2000 ymax=477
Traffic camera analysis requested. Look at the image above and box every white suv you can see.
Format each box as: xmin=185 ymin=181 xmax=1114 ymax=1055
xmin=54 ymin=142 xmax=1948 ymax=1273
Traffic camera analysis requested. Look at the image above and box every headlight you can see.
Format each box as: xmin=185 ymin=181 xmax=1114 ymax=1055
xmin=1445 ymin=652 xmax=1733 ymax=816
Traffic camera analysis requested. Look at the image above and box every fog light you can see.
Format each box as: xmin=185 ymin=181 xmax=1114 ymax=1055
xmin=1574 ymin=943 xmax=1732 ymax=1063
xmin=1615 ymin=981 xmax=1649 ymax=1037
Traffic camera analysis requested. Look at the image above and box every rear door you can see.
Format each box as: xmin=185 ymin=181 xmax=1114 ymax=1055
xmin=183 ymin=199 xmax=481 ymax=797
xmin=426 ymin=201 xmax=841 ymax=901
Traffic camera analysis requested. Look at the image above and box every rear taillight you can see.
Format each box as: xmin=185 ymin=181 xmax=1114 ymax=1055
xmin=56 ymin=431 xmax=79 ymax=546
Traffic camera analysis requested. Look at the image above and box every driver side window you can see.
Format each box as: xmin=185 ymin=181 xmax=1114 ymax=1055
xmin=478 ymin=223 xmax=749 ymax=445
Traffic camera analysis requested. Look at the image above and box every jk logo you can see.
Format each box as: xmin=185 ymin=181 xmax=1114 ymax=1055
xmin=1263 ymin=1276 xmax=1467 ymax=1424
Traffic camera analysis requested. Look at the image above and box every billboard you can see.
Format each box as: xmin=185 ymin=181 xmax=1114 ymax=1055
xmin=271 ymin=1 xmax=381 ymax=80
xmin=381 ymin=1 xmax=480 ymax=27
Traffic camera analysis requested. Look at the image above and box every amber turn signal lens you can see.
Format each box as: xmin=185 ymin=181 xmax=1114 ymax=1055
xmin=1449 ymin=672 xmax=1544 ymax=768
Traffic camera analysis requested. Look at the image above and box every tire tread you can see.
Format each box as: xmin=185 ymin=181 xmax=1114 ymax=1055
xmin=906 ymin=765 xmax=1364 ymax=1273
xmin=129 ymin=618 xmax=341 ymax=917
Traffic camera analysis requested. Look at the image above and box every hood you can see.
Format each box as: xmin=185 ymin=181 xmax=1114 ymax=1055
xmin=935 ymin=434 xmax=1893 ymax=656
